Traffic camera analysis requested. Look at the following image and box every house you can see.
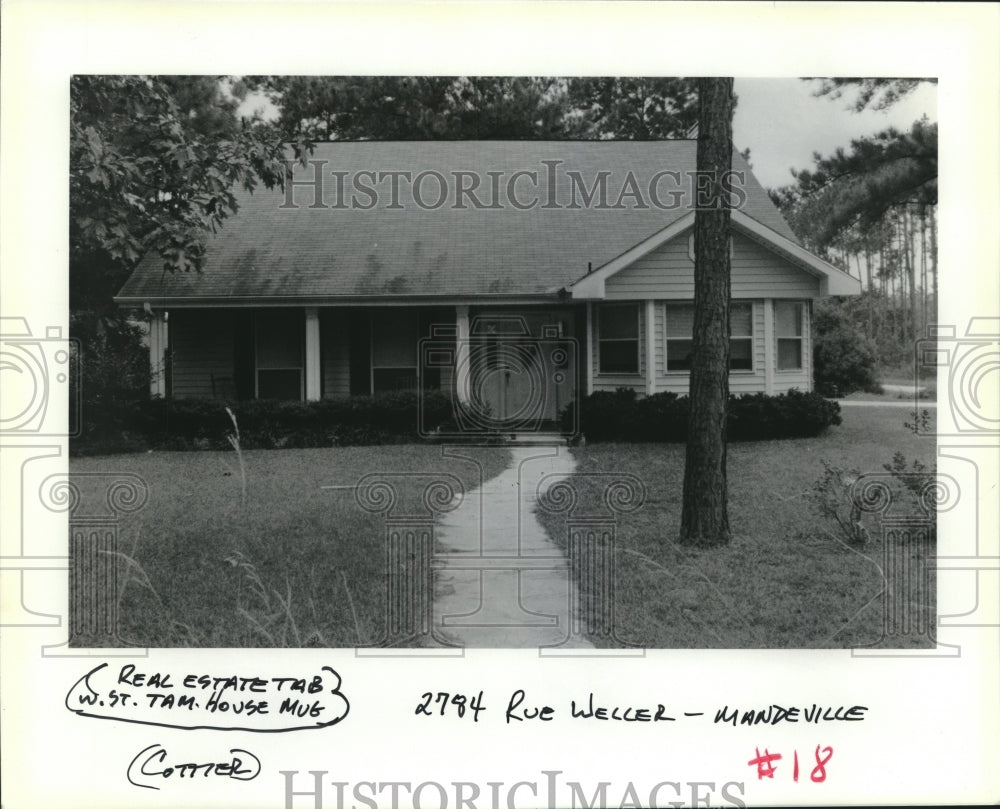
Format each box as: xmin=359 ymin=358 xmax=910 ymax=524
xmin=115 ymin=141 xmax=860 ymax=433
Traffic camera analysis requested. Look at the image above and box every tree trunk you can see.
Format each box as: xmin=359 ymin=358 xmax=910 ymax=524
xmin=920 ymin=205 xmax=928 ymax=332
xmin=679 ymin=77 xmax=734 ymax=547
xmin=864 ymin=243 xmax=874 ymax=338
xmin=929 ymin=204 xmax=938 ymax=324
xmin=905 ymin=206 xmax=917 ymax=344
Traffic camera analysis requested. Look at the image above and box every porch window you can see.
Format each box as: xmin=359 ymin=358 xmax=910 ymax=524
xmin=664 ymin=302 xmax=754 ymax=372
xmin=775 ymin=301 xmax=804 ymax=370
xmin=371 ymin=309 xmax=419 ymax=392
xmin=597 ymin=303 xmax=639 ymax=374
xmin=255 ymin=310 xmax=303 ymax=400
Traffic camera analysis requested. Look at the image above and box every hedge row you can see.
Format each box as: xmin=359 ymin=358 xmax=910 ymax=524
xmin=72 ymin=390 xmax=454 ymax=455
xmin=71 ymin=387 xmax=841 ymax=455
xmin=569 ymin=388 xmax=841 ymax=442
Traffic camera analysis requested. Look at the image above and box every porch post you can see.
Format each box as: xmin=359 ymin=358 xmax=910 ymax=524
xmin=763 ymin=299 xmax=775 ymax=395
xmin=585 ymin=302 xmax=594 ymax=395
xmin=645 ymin=299 xmax=656 ymax=396
xmin=304 ymin=307 xmax=322 ymax=401
xmin=455 ymin=305 xmax=470 ymax=404
xmin=148 ymin=310 xmax=168 ymax=398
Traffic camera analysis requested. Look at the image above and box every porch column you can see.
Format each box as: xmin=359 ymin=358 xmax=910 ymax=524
xmin=645 ymin=300 xmax=656 ymax=396
xmin=455 ymin=305 xmax=470 ymax=403
xmin=585 ymin=302 xmax=594 ymax=395
xmin=763 ymin=299 xmax=775 ymax=395
xmin=304 ymin=307 xmax=322 ymax=401
xmin=148 ymin=310 xmax=168 ymax=398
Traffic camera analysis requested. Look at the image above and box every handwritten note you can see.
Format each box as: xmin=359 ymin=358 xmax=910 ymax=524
xmin=65 ymin=663 xmax=349 ymax=732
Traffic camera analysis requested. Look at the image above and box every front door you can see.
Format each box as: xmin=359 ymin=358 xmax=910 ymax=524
xmin=469 ymin=309 xmax=575 ymax=430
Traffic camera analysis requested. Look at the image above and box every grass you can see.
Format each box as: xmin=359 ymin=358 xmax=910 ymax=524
xmin=69 ymin=444 xmax=510 ymax=647
xmin=537 ymin=407 xmax=938 ymax=648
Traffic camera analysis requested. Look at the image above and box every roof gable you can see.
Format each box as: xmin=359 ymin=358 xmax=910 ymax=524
xmin=569 ymin=209 xmax=860 ymax=298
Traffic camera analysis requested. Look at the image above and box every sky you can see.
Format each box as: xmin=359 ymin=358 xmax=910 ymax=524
xmin=237 ymin=77 xmax=938 ymax=192
xmin=734 ymin=78 xmax=937 ymax=188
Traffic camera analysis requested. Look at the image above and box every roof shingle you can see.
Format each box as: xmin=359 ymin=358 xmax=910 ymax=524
xmin=117 ymin=140 xmax=798 ymax=302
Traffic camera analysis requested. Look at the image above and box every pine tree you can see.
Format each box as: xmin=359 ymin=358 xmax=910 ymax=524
xmin=679 ymin=77 xmax=735 ymax=547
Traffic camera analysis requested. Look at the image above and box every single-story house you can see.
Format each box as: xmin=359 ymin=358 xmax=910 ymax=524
xmin=115 ymin=140 xmax=859 ymax=432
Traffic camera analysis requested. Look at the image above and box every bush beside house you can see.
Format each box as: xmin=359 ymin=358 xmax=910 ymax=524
xmin=72 ymin=387 xmax=841 ymax=455
xmin=812 ymin=299 xmax=882 ymax=397
xmin=570 ymin=388 xmax=841 ymax=443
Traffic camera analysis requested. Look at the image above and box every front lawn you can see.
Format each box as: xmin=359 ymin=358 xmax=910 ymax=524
xmin=537 ymin=406 xmax=938 ymax=648
xmin=69 ymin=445 xmax=510 ymax=647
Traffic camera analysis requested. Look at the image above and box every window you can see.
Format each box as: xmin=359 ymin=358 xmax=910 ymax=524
xmin=664 ymin=305 xmax=694 ymax=372
xmin=664 ymin=302 xmax=754 ymax=372
xmin=255 ymin=310 xmax=303 ymax=400
xmin=597 ymin=304 xmax=639 ymax=374
xmin=775 ymin=301 xmax=804 ymax=370
xmin=729 ymin=302 xmax=753 ymax=371
xmin=371 ymin=309 xmax=419 ymax=392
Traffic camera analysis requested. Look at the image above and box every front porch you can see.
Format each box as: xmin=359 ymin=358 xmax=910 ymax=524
xmin=150 ymin=303 xmax=587 ymax=432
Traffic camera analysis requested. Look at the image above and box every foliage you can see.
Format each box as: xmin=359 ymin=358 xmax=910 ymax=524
xmin=248 ymin=76 xmax=700 ymax=142
xmin=808 ymin=460 xmax=868 ymax=547
xmin=777 ymin=118 xmax=937 ymax=251
xmin=566 ymin=77 xmax=699 ymax=139
xmin=70 ymin=311 xmax=151 ymax=441
xmin=809 ymin=78 xmax=932 ymax=112
xmin=70 ymin=76 xmax=303 ymax=312
xmin=812 ymin=298 xmax=881 ymax=396
xmin=571 ymin=388 xmax=842 ymax=443
xmin=71 ymin=390 xmax=457 ymax=455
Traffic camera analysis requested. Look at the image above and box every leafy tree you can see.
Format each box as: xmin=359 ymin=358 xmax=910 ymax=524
xmin=70 ymin=75 xmax=297 ymax=314
xmin=679 ymin=77 xmax=735 ymax=547
xmin=812 ymin=298 xmax=880 ymax=396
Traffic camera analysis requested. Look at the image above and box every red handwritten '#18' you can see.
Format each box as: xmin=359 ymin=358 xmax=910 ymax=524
xmin=748 ymin=745 xmax=833 ymax=782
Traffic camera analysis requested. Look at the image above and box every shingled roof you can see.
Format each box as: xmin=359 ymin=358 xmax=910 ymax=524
xmin=116 ymin=140 xmax=800 ymax=304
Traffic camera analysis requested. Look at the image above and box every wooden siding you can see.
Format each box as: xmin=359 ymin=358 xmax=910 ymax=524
xmin=169 ymin=310 xmax=236 ymax=399
xmin=321 ymin=310 xmax=351 ymax=398
xmin=604 ymin=231 xmax=821 ymax=300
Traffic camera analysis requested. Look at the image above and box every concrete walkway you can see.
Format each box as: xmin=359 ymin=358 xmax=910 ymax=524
xmin=431 ymin=445 xmax=594 ymax=649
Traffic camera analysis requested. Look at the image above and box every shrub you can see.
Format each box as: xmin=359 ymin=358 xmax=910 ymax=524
xmin=571 ymin=388 xmax=841 ymax=443
xmin=812 ymin=300 xmax=881 ymax=397
xmin=70 ymin=389 xmax=457 ymax=455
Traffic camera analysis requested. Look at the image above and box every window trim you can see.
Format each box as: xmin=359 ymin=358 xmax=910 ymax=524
xmin=596 ymin=302 xmax=641 ymax=376
xmin=663 ymin=301 xmax=757 ymax=375
xmin=774 ymin=300 xmax=805 ymax=373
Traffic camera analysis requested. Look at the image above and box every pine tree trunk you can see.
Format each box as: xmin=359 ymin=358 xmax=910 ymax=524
xmin=905 ymin=206 xmax=917 ymax=344
xmin=864 ymin=243 xmax=874 ymax=338
xmin=929 ymin=204 xmax=938 ymax=324
xmin=920 ymin=206 xmax=928 ymax=332
xmin=679 ymin=77 xmax=733 ymax=547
